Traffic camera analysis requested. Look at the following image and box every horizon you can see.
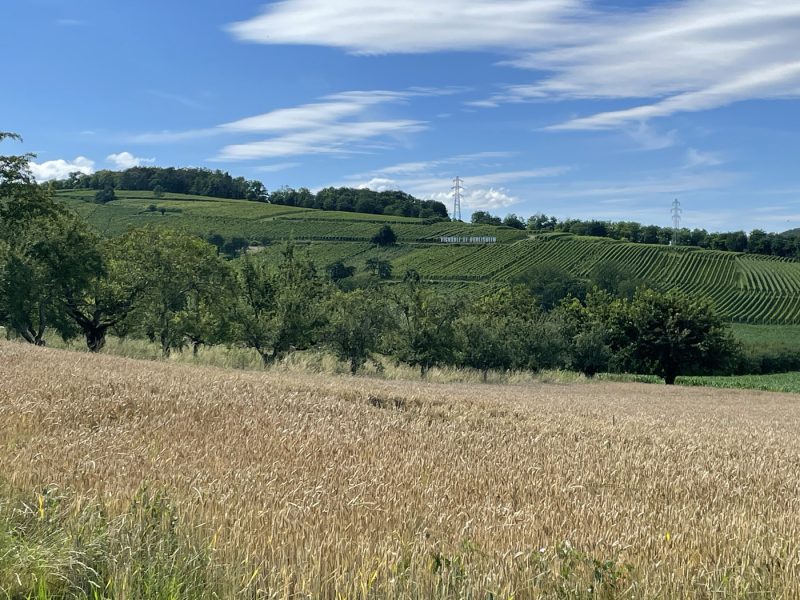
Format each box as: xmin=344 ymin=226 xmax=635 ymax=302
xmin=5 ymin=0 xmax=800 ymax=233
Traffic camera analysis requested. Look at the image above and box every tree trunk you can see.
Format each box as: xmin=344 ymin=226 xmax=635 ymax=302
xmin=85 ymin=325 xmax=108 ymax=353
xmin=420 ymin=364 xmax=429 ymax=379
xmin=160 ymin=332 xmax=171 ymax=358
xmin=258 ymin=349 xmax=274 ymax=367
xmin=482 ymin=368 xmax=489 ymax=383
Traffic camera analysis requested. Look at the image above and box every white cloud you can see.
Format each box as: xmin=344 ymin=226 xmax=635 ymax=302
xmin=624 ymin=123 xmax=678 ymax=151
xmin=685 ymin=148 xmax=723 ymax=169
xmin=227 ymin=0 xmax=582 ymax=54
xmin=106 ymin=152 xmax=155 ymax=169
xmin=434 ymin=188 xmax=519 ymax=211
xmin=239 ymin=1 xmax=800 ymax=129
xmin=216 ymin=120 xmax=426 ymax=160
xmin=347 ymin=156 xmax=567 ymax=217
xmin=29 ymin=157 xmax=94 ymax=182
xmin=504 ymin=1 xmax=800 ymax=128
xmin=130 ymin=88 xmax=457 ymax=160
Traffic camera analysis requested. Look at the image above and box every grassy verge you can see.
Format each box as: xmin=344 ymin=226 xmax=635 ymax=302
xmin=0 ymin=482 xmax=227 ymax=599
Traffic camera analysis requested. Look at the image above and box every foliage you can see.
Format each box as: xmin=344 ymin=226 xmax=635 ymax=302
xmin=0 ymin=133 xmax=90 ymax=345
xmin=583 ymin=288 xmax=740 ymax=384
xmin=457 ymin=286 xmax=556 ymax=376
xmin=94 ymin=185 xmax=116 ymax=204
xmin=229 ymin=244 xmax=331 ymax=364
xmin=371 ymin=224 xmax=397 ymax=246
xmin=274 ymin=185 xmax=449 ymax=219
xmin=513 ymin=262 xmax=587 ymax=310
xmin=325 ymin=259 xmax=356 ymax=282
xmin=119 ymin=229 xmax=227 ymax=356
xmin=324 ymin=288 xmax=391 ymax=374
xmin=471 ymin=210 xmax=502 ymax=226
xmin=589 ymin=260 xmax=640 ymax=298
xmin=388 ymin=279 xmax=461 ymax=376
xmin=365 ymin=257 xmax=392 ymax=279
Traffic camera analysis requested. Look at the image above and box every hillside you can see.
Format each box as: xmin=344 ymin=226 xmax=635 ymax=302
xmin=58 ymin=189 xmax=800 ymax=324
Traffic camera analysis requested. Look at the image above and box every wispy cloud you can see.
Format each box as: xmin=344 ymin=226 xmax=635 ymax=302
xmin=29 ymin=157 xmax=94 ymax=181
xmin=226 ymin=0 xmax=583 ymax=54
xmin=130 ymin=88 xmax=459 ymax=160
xmin=216 ymin=120 xmax=426 ymax=160
xmin=235 ymin=1 xmax=800 ymax=130
xmin=624 ymin=123 xmax=678 ymax=151
xmin=503 ymin=1 xmax=800 ymax=128
xmin=107 ymin=152 xmax=155 ymax=169
xmin=684 ymin=148 xmax=723 ymax=169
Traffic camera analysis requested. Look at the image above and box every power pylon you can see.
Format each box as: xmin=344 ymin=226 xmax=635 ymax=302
xmin=671 ymin=198 xmax=682 ymax=245
xmin=452 ymin=176 xmax=463 ymax=221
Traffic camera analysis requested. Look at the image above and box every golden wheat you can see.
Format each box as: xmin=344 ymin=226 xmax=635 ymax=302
xmin=2 ymin=340 xmax=799 ymax=598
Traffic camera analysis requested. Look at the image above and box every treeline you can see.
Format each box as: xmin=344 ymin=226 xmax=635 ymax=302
xmin=270 ymin=186 xmax=449 ymax=219
xmin=50 ymin=167 xmax=450 ymax=220
xmin=0 ymin=194 xmax=741 ymax=384
xmin=473 ymin=211 xmax=800 ymax=259
xmin=51 ymin=167 xmax=268 ymax=201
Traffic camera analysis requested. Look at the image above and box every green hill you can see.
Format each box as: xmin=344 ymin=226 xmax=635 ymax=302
xmin=58 ymin=190 xmax=800 ymax=325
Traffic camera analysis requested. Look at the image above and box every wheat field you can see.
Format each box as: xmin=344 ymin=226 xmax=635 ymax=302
xmin=2 ymin=341 xmax=800 ymax=598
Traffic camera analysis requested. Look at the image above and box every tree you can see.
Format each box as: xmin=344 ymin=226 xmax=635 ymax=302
xmin=600 ymin=288 xmax=739 ymax=384
xmin=94 ymin=185 xmax=116 ymax=204
xmin=502 ymin=214 xmax=525 ymax=230
xmin=455 ymin=286 xmax=538 ymax=380
xmin=365 ymin=257 xmax=392 ymax=279
xmin=0 ymin=132 xmax=93 ymax=345
xmin=471 ymin=211 xmax=502 ymax=226
xmin=589 ymin=261 xmax=640 ymax=299
xmin=121 ymin=229 xmax=225 ymax=356
xmin=513 ymin=263 xmax=586 ymax=310
xmin=324 ymin=288 xmax=391 ymax=374
xmin=388 ymin=279 xmax=460 ymax=377
xmin=229 ymin=243 xmax=330 ymax=365
xmin=325 ymin=260 xmax=356 ymax=282
xmin=526 ymin=213 xmax=557 ymax=232
xmin=371 ymin=224 xmax=397 ymax=246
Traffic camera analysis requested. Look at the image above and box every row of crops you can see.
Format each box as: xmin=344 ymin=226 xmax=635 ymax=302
xmin=398 ymin=235 xmax=800 ymax=324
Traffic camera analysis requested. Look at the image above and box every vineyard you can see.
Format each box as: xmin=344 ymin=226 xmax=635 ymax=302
xmin=57 ymin=191 xmax=800 ymax=324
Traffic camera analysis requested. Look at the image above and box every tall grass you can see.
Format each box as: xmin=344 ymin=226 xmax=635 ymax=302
xmin=3 ymin=341 xmax=800 ymax=597
xmin=0 ymin=482 xmax=224 ymax=599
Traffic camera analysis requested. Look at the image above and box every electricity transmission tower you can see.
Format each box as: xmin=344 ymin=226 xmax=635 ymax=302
xmin=451 ymin=176 xmax=463 ymax=221
xmin=671 ymin=198 xmax=682 ymax=245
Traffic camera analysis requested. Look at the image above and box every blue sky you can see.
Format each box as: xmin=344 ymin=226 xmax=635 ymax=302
xmin=4 ymin=0 xmax=800 ymax=232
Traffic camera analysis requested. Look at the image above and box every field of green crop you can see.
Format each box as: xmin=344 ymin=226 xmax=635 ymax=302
xmin=677 ymin=371 xmax=800 ymax=393
xmin=58 ymin=191 xmax=800 ymax=325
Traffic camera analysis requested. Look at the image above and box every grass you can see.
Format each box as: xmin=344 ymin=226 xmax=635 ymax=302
xmin=3 ymin=341 xmax=800 ymax=597
xmin=0 ymin=481 xmax=225 ymax=599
